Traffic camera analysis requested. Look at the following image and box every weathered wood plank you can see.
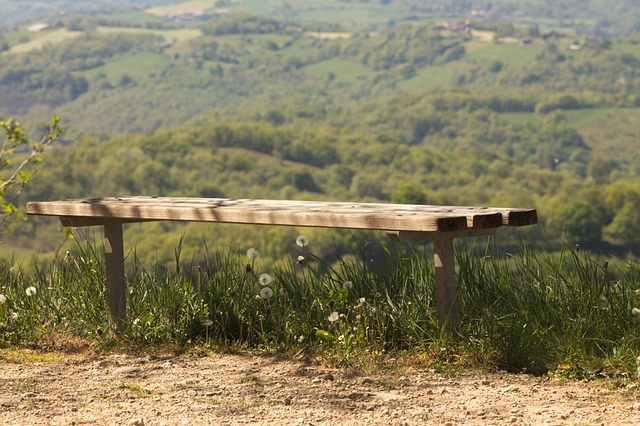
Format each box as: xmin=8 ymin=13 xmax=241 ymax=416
xmin=27 ymin=197 xmax=536 ymax=232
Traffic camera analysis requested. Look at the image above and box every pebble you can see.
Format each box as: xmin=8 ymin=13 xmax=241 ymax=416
xmin=113 ymin=366 xmax=143 ymax=377
xmin=129 ymin=418 xmax=144 ymax=426
xmin=0 ymin=397 xmax=21 ymax=406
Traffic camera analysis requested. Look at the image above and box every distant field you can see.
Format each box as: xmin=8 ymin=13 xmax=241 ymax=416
xmin=145 ymin=0 xmax=217 ymax=16
xmin=80 ymin=51 xmax=171 ymax=81
xmin=397 ymin=61 xmax=469 ymax=92
xmin=9 ymin=28 xmax=82 ymax=53
xmin=502 ymin=107 xmax=640 ymax=173
xmin=96 ymin=26 xmax=201 ymax=43
xmin=465 ymin=41 xmax=545 ymax=65
xmin=566 ymin=108 xmax=640 ymax=165
xmin=302 ymin=58 xmax=372 ymax=84
xmin=7 ymin=26 xmax=201 ymax=54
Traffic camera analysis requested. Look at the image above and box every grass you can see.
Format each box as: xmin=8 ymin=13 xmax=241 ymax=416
xmin=303 ymin=58 xmax=373 ymax=84
xmin=1 ymin=235 xmax=640 ymax=378
xmin=80 ymin=51 xmax=171 ymax=81
xmin=145 ymin=0 xmax=218 ymax=16
xmin=9 ymin=28 xmax=83 ymax=54
xmin=95 ymin=26 xmax=201 ymax=44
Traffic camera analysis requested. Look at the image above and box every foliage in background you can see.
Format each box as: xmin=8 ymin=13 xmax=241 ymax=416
xmin=0 ymin=116 xmax=62 ymax=234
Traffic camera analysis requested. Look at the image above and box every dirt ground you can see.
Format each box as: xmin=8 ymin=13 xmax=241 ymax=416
xmin=2 ymin=349 xmax=640 ymax=426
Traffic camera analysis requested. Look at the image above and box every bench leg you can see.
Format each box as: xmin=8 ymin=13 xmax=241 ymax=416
xmin=104 ymin=222 xmax=126 ymax=331
xmin=433 ymin=236 xmax=459 ymax=329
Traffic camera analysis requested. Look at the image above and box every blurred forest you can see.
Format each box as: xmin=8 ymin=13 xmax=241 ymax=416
xmin=1 ymin=1 xmax=640 ymax=262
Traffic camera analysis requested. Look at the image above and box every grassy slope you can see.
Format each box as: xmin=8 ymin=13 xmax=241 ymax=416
xmin=145 ymin=0 xmax=218 ymax=16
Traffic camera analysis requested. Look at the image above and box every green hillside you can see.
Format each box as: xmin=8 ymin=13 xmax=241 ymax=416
xmin=1 ymin=3 xmax=640 ymax=261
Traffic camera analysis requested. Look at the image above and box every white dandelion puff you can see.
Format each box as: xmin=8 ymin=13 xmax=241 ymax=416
xmin=246 ymin=248 xmax=260 ymax=261
xmin=358 ymin=297 xmax=366 ymax=305
xmin=632 ymin=308 xmax=640 ymax=317
xmin=204 ymin=319 xmax=214 ymax=327
xmin=343 ymin=281 xmax=353 ymax=290
xmin=0 ymin=294 xmax=6 ymax=305
xmin=26 ymin=287 xmax=37 ymax=297
xmin=328 ymin=311 xmax=339 ymax=322
xmin=258 ymin=273 xmax=273 ymax=286
xmin=297 ymin=255 xmax=305 ymax=264
xmin=296 ymin=235 xmax=309 ymax=247
xmin=260 ymin=287 xmax=274 ymax=299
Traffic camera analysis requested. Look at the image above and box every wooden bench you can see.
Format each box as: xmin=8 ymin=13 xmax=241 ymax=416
xmin=26 ymin=196 xmax=537 ymax=330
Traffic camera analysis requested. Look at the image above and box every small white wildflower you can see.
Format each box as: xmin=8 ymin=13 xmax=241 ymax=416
xmin=632 ymin=308 xmax=640 ymax=317
xmin=204 ymin=319 xmax=214 ymax=327
xmin=246 ymin=248 xmax=259 ymax=261
xmin=255 ymin=294 xmax=262 ymax=300
xmin=328 ymin=311 xmax=339 ymax=322
xmin=297 ymin=255 xmax=305 ymax=263
xmin=358 ymin=297 xmax=366 ymax=305
xmin=26 ymin=286 xmax=37 ymax=297
xmin=355 ymin=314 xmax=361 ymax=321
xmin=133 ymin=318 xmax=140 ymax=326
xmin=258 ymin=273 xmax=272 ymax=286
xmin=298 ymin=335 xmax=305 ymax=342
xmin=343 ymin=281 xmax=353 ymax=290
xmin=10 ymin=311 xmax=18 ymax=320
xmin=296 ymin=235 xmax=309 ymax=247
xmin=0 ymin=294 xmax=6 ymax=305
xmin=260 ymin=287 xmax=274 ymax=299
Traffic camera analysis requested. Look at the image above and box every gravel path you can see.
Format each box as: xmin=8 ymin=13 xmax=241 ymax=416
xmin=2 ymin=350 xmax=640 ymax=425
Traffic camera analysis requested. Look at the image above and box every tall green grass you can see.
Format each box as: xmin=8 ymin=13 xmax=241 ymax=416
xmin=1 ymin=235 xmax=639 ymax=377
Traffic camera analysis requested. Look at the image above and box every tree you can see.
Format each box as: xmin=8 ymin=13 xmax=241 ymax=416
xmin=0 ymin=117 xmax=63 ymax=234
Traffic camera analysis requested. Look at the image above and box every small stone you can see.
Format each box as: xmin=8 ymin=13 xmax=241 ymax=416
xmin=0 ymin=397 xmax=21 ymax=406
xmin=362 ymin=378 xmax=373 ymax=385
xmin=129 ymin=418 xmax=144 ymax=426
xmin=481 ymin=380 xmax=491 ymax=386
xmin=113 ymin=366 xmax=142 ymax=377
xmin=322 ymin=373 xmax=335 ymax=381
xmin=284 ymin=396 xmax=293 ymax=406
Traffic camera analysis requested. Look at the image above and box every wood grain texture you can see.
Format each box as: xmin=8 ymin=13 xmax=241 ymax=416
xmin=27 ymin=196 xmax=537 ymax=232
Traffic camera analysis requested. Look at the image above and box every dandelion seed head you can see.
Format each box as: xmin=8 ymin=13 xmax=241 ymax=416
xmin=258 ymin=273 xmax=273 ymax=286
xmin=260 ymin=287 xmax=274 ymax=299
xmin=204 ymin=319 xmax=214 ymax=327
xmin=343 ymin=281 xmax=353 ymax=290
xmin=296 ymin=235 xmax=309 ymax=247
xmin=246 ymin=248 xmax=260 ymax=261
xmin=328 ymin=311 xmax=339 ymax=322
xmin=358 ymin=297 xmax=366 ymax=305
xmin=632 ymin=307 xmax=640 ymax=317
xmin=0 ymin=294 xmax=6 ymax=305
xmin=26 ymin=286 xmax=37 ymax=297
xmin=10 ymin=311 xmax=18 ymax=320
xmin=297 ymin=255 xmax=305 ymax=263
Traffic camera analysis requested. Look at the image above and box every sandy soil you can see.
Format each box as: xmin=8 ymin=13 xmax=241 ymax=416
xmin=2 ymin=350 xmax=640 ymax=426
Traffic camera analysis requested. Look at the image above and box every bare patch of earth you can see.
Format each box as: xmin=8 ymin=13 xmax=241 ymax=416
xmin=1 ymin=349 xmax=640 ymax=425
